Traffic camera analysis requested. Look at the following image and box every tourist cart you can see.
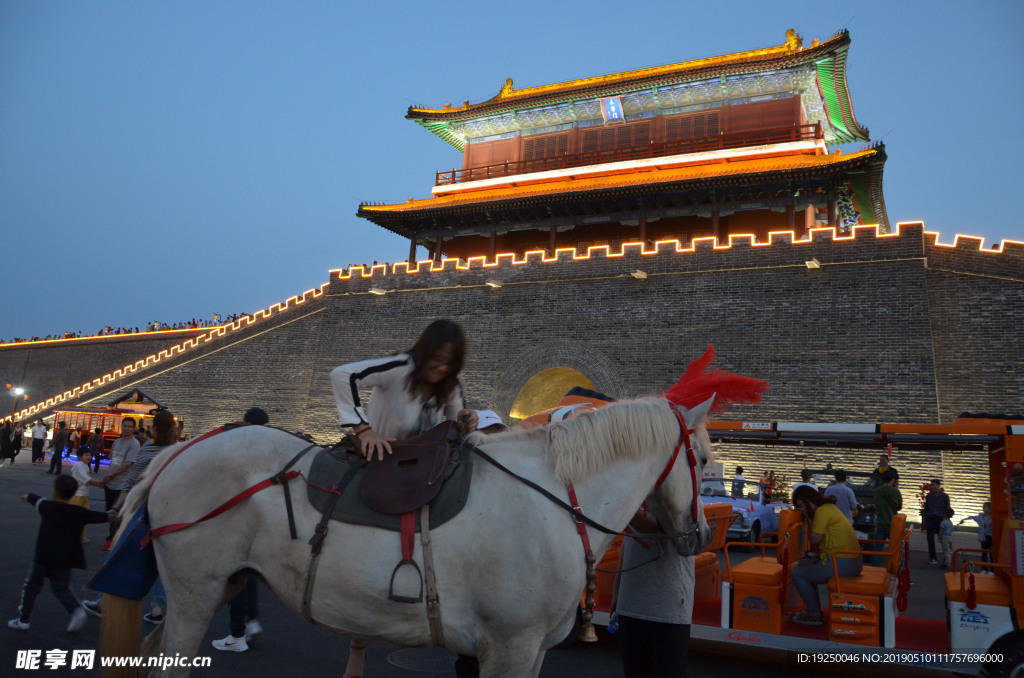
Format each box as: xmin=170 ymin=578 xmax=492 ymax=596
xmin=52 ymin=388 xmax=179 ymax=455
xmin=673 ymin=417 xmax=1023 ymax=677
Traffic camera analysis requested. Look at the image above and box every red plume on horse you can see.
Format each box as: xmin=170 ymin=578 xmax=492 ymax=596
xmin=665 ymin=345 xmax=770 ymax=413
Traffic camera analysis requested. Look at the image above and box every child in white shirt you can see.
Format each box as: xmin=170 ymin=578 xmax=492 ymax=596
xmin=68 ymin=457 xmax=94 ymax=543
xmin=938 ymin=508 xmax=955 ymax=570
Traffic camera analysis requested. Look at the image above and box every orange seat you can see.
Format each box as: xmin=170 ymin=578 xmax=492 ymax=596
xmin=723 ymin=508 xmax=804 ymax=585
xmin=695 ymin=504 xmax=737 ymax=596
xmin=826 ymin=566 xmax=889 ymax=595
xmin=702 ymin=504 xmax=736 ymax=553
xmin=721 ymin=509 xmax=806 ymax=634
xmin=824 ymin=514 xmax=910 ymax=648
xmin=828 ymin=514 xmax=909 ymax=596
xmin=944 ymin=570 xmax=1012 ymax=606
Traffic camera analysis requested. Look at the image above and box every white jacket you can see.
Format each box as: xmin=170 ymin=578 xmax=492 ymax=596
xmin=331 ymin=353 xmax=465 ymax=440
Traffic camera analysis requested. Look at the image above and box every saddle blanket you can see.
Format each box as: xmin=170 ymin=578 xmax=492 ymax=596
xmin=305 ymin=444 xmax=473 ymax=531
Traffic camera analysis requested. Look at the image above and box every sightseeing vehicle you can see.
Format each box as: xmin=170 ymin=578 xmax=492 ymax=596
xmin=521 ymin=390 xmax=1021 ymax=675
xmin=51 ymin=388 xmax=181 ymax=454
xmin=681 ymin=416 xmax=1022 ymax=677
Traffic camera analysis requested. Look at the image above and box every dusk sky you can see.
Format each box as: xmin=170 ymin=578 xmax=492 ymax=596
xmin=2 ymin=1 xmax=1022 ymax=342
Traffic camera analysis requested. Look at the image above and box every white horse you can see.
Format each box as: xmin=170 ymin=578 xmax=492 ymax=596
xmin=108 ymin=395 xmax=715 ymax=677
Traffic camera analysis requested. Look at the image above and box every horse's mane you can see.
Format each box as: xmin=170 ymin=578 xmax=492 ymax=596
xmin=546 ymin=397 xmax=697 ymax=483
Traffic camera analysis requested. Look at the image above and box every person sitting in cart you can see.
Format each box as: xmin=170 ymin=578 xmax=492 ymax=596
xmin=789 ymin=485 xmax=863 ymax=626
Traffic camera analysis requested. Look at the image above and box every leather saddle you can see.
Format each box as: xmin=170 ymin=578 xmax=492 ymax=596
xmin=305 ymin=421 xmax=473 ymax=532
xmin=360 ymin=420 xmax=459 ymax=514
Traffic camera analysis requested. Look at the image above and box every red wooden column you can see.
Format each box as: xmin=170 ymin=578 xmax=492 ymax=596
xmin=488 ymin=230 xmax=497 ymax=262
xmin=549 ymin=225 xmax=557 ymax=255
xmin=408 ymin=236 xmax=418 ymax=265
xmin=639 ymin=215 xmax=647 ymax=246
xmin=827 ymin=200 xmax=837 ymax=228
xmin=786 ymin=204 xmax=799 ymax=238
xmin=712 ymin=210 xmax=721 ymax=242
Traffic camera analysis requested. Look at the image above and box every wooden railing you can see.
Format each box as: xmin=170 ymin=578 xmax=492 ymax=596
xmin=436 ymin=123 xmax=823 ymax=186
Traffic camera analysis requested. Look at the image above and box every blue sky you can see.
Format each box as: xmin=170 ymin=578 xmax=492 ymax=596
xmin=2 ymin=1 xmax=1022 ymax=341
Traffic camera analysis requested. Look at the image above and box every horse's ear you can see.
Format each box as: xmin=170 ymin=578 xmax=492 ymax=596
xmin=682 ymin=394 xmax=716 ymax=429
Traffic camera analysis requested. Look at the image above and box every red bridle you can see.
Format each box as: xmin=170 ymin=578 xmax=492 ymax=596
xmin=565 ymin=400 xmax=703 ymax=552
xmin=659 ymin=401 xmax=702 ymax=524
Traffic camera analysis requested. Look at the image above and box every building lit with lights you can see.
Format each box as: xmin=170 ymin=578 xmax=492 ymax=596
xmin=360 ymin=29 xmax=887 ymax=262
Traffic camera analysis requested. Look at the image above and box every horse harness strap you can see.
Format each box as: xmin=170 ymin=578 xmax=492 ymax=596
xmin=665 ymin=402 xmax=701 ymax=525
xmin=144 ymin=443 xmax=317 ymax=546
xmin=420 ymin=504 xmax=446 ymax=647
xmin=279 ymin=444 xmax=320 ymax=539
xmin=148 ymin=426 xmax=226 ymax=489
xmin=471 ymin=446 xmax=666 ymax=541
xmin=301 ymin=461 xmax=361 ymax=625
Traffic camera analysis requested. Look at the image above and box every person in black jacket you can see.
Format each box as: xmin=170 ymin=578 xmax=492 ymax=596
xmin=7 ymin=474 xmax=115 ymax=632
xmin=922 ymin=478 xmax=952 ymax=565
xmin=48 ymin=421 xmax=70 ymax=475
xmin=0 ymin=420 xmax=14 ymax=467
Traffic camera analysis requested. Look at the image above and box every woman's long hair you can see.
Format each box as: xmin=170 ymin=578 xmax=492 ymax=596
xmin=151 ymin=410 xmax=177 ymax=446
xmin=405 ymin=319 xmax=465 ymax=404
xmin=792 ymin=484 xmax=836 ymax=509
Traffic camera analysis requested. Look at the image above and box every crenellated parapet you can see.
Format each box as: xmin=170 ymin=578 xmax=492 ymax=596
xmin=331 ymin=222 xmax=1024 ymax=293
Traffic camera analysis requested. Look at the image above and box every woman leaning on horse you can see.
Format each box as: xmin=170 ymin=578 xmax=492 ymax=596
xmin=329 ymin=318 xmax=479 ymax=678
xmin=330 ymin=318 xmax=479 ymax=459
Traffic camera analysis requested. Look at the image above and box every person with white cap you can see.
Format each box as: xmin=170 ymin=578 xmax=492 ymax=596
xmin=475 ymin=410 xmax=509 ymax=434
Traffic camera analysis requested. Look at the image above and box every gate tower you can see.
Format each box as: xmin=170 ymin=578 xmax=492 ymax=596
xmin=358 ymin=29 xmax=888 ymax=264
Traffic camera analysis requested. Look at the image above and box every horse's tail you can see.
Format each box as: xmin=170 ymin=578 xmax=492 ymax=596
xmin=99 ymin=595 xmax=142 ymax=678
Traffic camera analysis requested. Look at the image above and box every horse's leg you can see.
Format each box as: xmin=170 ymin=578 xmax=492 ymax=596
xmin=153 ymin=578 xmax=235 ymax=677
xmin=139 ymin=622 xmax=164 ymax=672
xmin=527 ymin=650 xmax=547 ymax=678
xmin=478 ymin=636 xmax=547 ymax=678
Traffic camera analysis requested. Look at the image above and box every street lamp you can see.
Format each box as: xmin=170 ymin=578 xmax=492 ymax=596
xmin=7 ymin=385 xmax=27 ymax=419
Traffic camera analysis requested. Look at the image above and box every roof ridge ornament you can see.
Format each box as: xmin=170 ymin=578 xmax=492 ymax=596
xmin=498 ymin=78 xmax=515 ymax=99
xmin=785 ymin=28 xmax=803 ymax=51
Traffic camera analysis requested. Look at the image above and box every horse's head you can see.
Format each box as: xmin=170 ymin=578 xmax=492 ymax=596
xmin=646 ymin=395 xmax=716 ymax=557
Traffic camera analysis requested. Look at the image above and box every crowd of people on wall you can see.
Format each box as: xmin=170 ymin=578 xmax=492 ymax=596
xmin=0 ymin=315 xmax=252 ymax=344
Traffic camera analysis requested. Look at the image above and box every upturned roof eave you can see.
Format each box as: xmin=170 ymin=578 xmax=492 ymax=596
xmin=814 ymin=40 xmax=870 ymax=143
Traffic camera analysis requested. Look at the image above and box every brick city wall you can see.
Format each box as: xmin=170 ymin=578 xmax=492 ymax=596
xmin=3 ymin=223 xmax=1021 ymax=517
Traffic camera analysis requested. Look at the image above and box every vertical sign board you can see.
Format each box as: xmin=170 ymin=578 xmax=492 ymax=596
xmin=1015 ymin=529 xmax=1024 ymax=577
xmin=600 ymin=97 xmax=624 ymax=122
xmin=1010 ymin=462 xmax=1024 ymax=575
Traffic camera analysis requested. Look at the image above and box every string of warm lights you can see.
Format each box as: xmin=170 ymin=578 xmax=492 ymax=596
xmin=332 ymin=222 xmax=1023 ymax=280
xmin=9 ymin=284 xmax=329 ymax=421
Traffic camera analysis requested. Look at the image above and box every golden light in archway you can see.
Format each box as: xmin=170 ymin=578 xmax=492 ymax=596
xmin=509 ymin=367 xmax=595 ymax=423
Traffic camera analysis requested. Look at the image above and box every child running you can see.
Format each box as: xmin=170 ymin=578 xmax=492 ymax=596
xmin=8 ymin=474 xmax=115 ymax=632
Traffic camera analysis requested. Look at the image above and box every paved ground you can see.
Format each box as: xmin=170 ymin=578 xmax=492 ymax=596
xmin=0 ymin=452 xmax=972 ymax=677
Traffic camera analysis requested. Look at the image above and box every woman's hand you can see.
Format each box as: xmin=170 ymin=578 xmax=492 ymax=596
xmin=358 ymin=428 xmax=396 ymax=461
xmin=457 ymin=409 xmax=478 ymax=432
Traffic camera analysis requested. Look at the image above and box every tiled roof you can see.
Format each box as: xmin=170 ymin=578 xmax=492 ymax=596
xmin=408 ymin=31 xmax=845 ymax=120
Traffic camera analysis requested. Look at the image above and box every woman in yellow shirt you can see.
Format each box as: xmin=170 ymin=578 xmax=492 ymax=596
xmin=790 ymin=485 xmax=863 ymax=625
